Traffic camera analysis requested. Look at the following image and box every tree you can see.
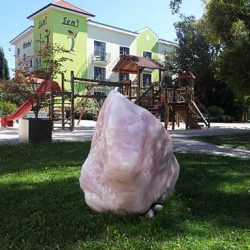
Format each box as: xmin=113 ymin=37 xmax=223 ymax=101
xmin=35 ymin=42 xmax=72 ymax=81
xmin=0 ymin=47 xmax=10 ymax=80
xmin=205 ymin=0 xmax=250 ymax=94
xmin=170 ymin=0 xmax=183 ymax=14
xmin=174 ymin=16 xmax=216 ymax=105
xmin=0 ymin=43 xmax=71 ymax=119
xmin=173 ymin=15 xmax=239 ymax=118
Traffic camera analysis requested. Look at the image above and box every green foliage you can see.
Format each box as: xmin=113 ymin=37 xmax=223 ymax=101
xmin=0 ymin=47 xmax=10 ymax=80
xmin=170 ymin=1 xmax=250 ymax=116
xmin=174 ymin=16 xmax=225 ymax=108
xmin=169 ymin=0 xmax=182 ymax=14
xmin=207 ymin=105 xmax=225 ymax=117
xmin=36 ymin=43 xmax=72 ymax=80
xmin=214 ymin=38 xmax=250 ymax=94
xmin=0 ymin=101 xmax=17 ymax=115
xmin=174 ymin=15 xmax=217 ymax=71
xmin=205 ymin=0 xmax=250 ymax=94
xmin=207 ymin=105 xmax=234 ymax=122
xmin=173 ymin=14 xmax=248 ymax=120
xmin=206 ymin=0 xmax=250 ymax=44
xmin=162 ymin=51 xmax=179 ymax=85
xmin=0 ymin=83 xmax=25 ymax=107
xmin=0 ymin=43 xmax=72 ymax=119
xmin=0 ymin=143 xmax=249 ymax=249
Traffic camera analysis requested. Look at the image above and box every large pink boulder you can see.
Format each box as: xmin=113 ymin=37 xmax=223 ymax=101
xmin=80 ymin=90 xmax=180 ymax=214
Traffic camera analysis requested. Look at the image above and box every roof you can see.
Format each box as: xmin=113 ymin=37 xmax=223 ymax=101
xmin=158 ymin=39 xmax=178 ymax=47
xmin=88 ymin=22 xmax=178 ymax=44
xmin=113 ymin=55 xmax=164 ymax=74
xmin=88 ymin=20 xmax=138 ymax=37
xmin=11 ymin=0 xmax=177 ymax=47
xmin=177 ymin=72 xmax=196 ymax=80
xmin=136 ymin=27 xmax=159 ymax=39
xmin=10 ymin=26 xmax=34 ymax=45
xmin=27 ymin=0 xmax=95 ymax=20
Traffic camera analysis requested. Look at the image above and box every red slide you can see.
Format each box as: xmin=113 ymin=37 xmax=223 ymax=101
xmin=1 ymin=79 xmax=61 ymax=127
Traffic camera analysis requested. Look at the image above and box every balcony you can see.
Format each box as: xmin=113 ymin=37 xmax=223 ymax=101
xmin=92 ymin=52 xmax=111 ymax=64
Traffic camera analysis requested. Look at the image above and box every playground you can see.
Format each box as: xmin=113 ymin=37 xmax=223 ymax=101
xmin=1 ymin=55 xmax=210 ymax=133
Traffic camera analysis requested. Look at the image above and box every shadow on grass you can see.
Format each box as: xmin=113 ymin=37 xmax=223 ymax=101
xmin=0 ymin=141 xmax=91 ymax=175
xmin=0 ymin=143 xmax=250 ymax=249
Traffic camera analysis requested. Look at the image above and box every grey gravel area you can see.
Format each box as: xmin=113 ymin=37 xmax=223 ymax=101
xmin=0 ymin=122 xmax=249 ymax=158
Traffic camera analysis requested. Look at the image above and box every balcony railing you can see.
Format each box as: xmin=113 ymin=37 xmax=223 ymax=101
xmin=92 ymin=52 xmax=111 ymax=64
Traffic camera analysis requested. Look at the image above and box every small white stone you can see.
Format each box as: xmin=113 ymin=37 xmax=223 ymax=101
xmin=145 ymin=209 xmax=154 ymax=219
xmin=152 ymin=204 xmax=163 ymax=212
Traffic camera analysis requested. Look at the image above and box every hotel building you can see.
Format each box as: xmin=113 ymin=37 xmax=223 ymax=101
xmin=10 ymin=0 xmax=177 ymax=85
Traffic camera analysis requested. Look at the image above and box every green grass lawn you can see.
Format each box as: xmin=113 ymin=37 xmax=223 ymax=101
xmin=192 ymin=133 xmax=250 ymax=151
xmin=0 ymin=142 xmax=249 ymax=250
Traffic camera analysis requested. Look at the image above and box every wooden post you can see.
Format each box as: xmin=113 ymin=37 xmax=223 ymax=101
xmin=129 ymin=80 xmax=132 ymax=100
xmin=50 ymin=79 xmax=54 ymax=129
xmin=186 ymin=105 xmax=189 ymax=130
xmin=159 ymin=70 xmax=162 ymax=84
xmin=177 ymin=114 xmax=180 ymax=127
xmin=186 ymin=85 xmax=190 ymax=130
xmin=137 ymin=69 xmax=141 ymax=99
xmin=70 ymin=71 xmax=75 ymax=131
xmin=172 ymin=87 xmax=176 ymax=130
xmin=61 ymin=73 xmax=65 ymax=130
xmin=150 ymin=84 xmax=154 ymax=106
xmin=164 ymin=102 xmax=168 ymax=129
xmin=164 ymin=87 xmax=169 ymax=129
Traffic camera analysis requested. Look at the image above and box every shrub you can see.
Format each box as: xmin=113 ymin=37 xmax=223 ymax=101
xmin=0 ymin=101 xmax=17 ymax=115
xmin=220 ymin=115 xmax=234 ymax=123
xmin=207 ymin=105 xmax=225 ymax=117
xmin=207 ymin=106 xmax=234 ymax=122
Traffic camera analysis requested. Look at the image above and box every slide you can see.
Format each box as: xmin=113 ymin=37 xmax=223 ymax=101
xmin=1 ymin=79 xmax=61 ymax=127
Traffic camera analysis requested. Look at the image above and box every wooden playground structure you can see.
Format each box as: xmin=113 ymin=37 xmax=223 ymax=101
xmin=49 ymin=55 xmax=210 ymax=131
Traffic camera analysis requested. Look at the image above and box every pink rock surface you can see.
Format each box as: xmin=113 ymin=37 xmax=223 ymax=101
xmin=80 ymin=90 xmax=180 ymax=214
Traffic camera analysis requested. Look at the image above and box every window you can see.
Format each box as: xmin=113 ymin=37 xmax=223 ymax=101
xmin=143 ymin=73 xmax=152 ymax=86
xmin=94 ymin=67 xmax=106 ymax=81
xmin=23 ymin=53 xmax=26 ymax=61
xmin=143 ymin=51 xmax=152 ymax=59
xmin=17 ymin=48 xmax=20 ymax=56
xmin=36 ymin=58 xmax=41 ymax=68
xmin=119 ymin=73 xmax=129 ymax=81
xmin=29 ymin=59 xmax=33 ymax=68
xmin=120 ymin=47 xmax=130 ymax=56
xmin=94 ymin=41 xmax=106 ymax=61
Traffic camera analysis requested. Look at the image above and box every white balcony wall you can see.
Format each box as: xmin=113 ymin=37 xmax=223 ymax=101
xmin=87 ymin=23 xmax=137 ymax=82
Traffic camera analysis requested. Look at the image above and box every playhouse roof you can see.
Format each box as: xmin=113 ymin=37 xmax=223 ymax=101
xmin=27 ymin=0 xmax=95 ymax=20
xmin=177 ymin=72 xmax=196 ymax=80
xmin=113 ymin=55 xmax=164 ymax=74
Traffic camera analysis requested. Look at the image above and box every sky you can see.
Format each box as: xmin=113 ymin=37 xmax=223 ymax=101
xmin=0 ymin=0 xmax=205 ymax=72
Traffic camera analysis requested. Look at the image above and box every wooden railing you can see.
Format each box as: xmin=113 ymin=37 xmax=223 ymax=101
xmin=62 ymin=71 xmax=133 ymax=131
xmin=134 ymin=84 xmax=158 ymax=105
xmin=182 ymin=86 xmax=210 ymax=128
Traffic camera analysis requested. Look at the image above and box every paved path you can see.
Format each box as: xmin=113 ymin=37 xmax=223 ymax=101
xmin=173 ymin=137 xmax=250 ymax=159
xmin=0 ymin=121 xmax=250 ymax=158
